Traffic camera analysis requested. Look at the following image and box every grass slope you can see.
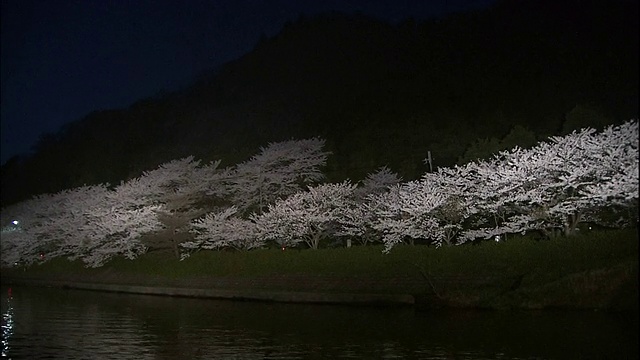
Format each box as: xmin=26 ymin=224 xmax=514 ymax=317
xmin=2 ymin=229 xmax=638 ymax=310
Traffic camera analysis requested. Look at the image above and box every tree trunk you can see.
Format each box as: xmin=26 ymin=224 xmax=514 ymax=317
xmin=564 ymin=211 xmax=583 ymax=236
xmin=172 ymin=236 xmax=180 ymax=259
xmin=307 ymin=231 xmax=322 ymax=249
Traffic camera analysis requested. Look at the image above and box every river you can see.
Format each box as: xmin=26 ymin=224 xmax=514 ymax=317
xmin=1 ymin=285 xmax=637 ymax=359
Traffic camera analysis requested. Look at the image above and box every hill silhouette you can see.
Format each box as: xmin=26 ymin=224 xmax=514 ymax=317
xmin=2 ymin=0 xmax=638 ymax=206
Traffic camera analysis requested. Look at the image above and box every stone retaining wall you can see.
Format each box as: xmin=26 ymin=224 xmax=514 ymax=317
xmin=2 ymin=277 xmax=416 ymax=306
xmin=1 ymin=270 xmax=516 ymax=309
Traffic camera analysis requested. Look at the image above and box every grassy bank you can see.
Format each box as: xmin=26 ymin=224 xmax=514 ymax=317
xmin=2 ymin=229 xmax=638 ymax=310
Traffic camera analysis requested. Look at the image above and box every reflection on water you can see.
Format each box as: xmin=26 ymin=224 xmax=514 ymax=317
xmin=0 ymin=285 xmax=638 ymax=359
xmin=1 ymin=288 xmax=14 ymax=357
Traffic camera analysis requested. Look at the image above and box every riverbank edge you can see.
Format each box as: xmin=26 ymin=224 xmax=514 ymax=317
xmin=1 ymin=277 xmax=416 ymax=307
xmin=2 ymin=262 xmax=637 ymax=311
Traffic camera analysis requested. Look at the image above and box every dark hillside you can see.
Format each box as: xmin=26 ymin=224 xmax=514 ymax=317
xmin=2 ymin=0 xmax=637 ymax=206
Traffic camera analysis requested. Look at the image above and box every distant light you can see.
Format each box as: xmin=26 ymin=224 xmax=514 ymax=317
xmin=494 ymin=235 xmax=501 ymax=242
xmin=11 ymin=220 xmax=18 ymax=226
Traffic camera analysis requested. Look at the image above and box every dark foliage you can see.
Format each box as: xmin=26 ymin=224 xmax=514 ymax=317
xmin=2 ymin=0 xmax=638 ymax=206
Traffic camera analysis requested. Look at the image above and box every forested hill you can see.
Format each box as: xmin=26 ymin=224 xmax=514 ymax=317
xmin=1 ymin=0 xmax=638 ymax=206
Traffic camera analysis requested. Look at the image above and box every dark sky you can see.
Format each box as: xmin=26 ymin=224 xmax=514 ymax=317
xmin=1 ymin=0 xmax=496 ymax=165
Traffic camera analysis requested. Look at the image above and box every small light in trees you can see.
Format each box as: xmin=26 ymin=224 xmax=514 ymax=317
xmin=11 ymin=220 xmax=18 ymax=226
xmin=494 ymin=235 xmax=501 ymax=242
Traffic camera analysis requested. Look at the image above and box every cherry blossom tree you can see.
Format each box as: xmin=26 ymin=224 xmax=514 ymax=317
xmin=117 ymin=157 xmax=227 ymax=257
xmin=457 ymin=149 xmax=542 ymax=241
xmin=76 ymin=200 xmax=162 ymax=268
xmin=355 ymin=166 xmax=402 ymax=198
xmin=115 ymin=156 xmax=225 ymax=207
xmin=1 ymin=195 xmax=56 ymax=267
xmin=52 ymin=156 xmax=233 ymax=266
xmin=253 ymin=181 xmax=356 ymax=249
xmin=1 ymin=140 xmax=329 ymax=264
xmin=225 ymin=138 xmax=330 ymax=215
xmin=335 ymin=200 xmax=380 ymax=246
xmin=579 ymin=120 xmax=639 ymax=208
xmin=182 ymin=206 xmax=263 ymax=255
xmin=34 ymin=185 xmax=113 ymax=260
xmin=3 ymin=121 xmax=636 ymax=262
xmin=48 ymin=184 xmax=164 ymax=268
xmin=0 ymin=185 xmax=114 ymax=266
xmin=0 ymin=183 xmax=162 ymax=268
xmin=371 ymin=182 xmax=436 ymax=252
xmin=0 ymin=226 xmax=26 ymax=267
xmin=460 ymin=120 xmax=639 ymax=242
xmin=371 ymin=167 xmax=473 ymax=252
xmin=373 ymin=120 xmax=638 ymax=251
xmin=337 ymin=167 xmax=402 ymax=246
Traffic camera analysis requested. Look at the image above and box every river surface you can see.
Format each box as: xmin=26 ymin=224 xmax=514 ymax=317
xmin=1 ymin=285 xmax=637 ymax=359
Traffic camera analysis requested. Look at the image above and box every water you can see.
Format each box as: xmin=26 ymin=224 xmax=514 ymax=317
xmin=1 ymin=285 xmax=637 ymax=359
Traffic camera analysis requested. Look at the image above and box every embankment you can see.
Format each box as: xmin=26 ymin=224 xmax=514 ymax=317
xmin=2 ymin=230 xmax=638 ymax=310
xmin=2 ymin=261 xmax=637 ymax=310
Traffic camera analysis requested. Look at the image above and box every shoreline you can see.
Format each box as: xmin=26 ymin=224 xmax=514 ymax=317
xmin=3 ymin=262 xmax=637 ymax=311
xmin=2 ymin=231 xmax=637 ymax=311
xmin=1 ymin=277 xmax=416 ymax=307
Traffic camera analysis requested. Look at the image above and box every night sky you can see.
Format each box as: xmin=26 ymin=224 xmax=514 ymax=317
xmin=1 ymin=0 xmax=496 ymax=165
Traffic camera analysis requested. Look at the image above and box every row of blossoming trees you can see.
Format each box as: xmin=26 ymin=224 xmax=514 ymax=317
xmin=1 ymin=121 xmax=638 ymax=268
